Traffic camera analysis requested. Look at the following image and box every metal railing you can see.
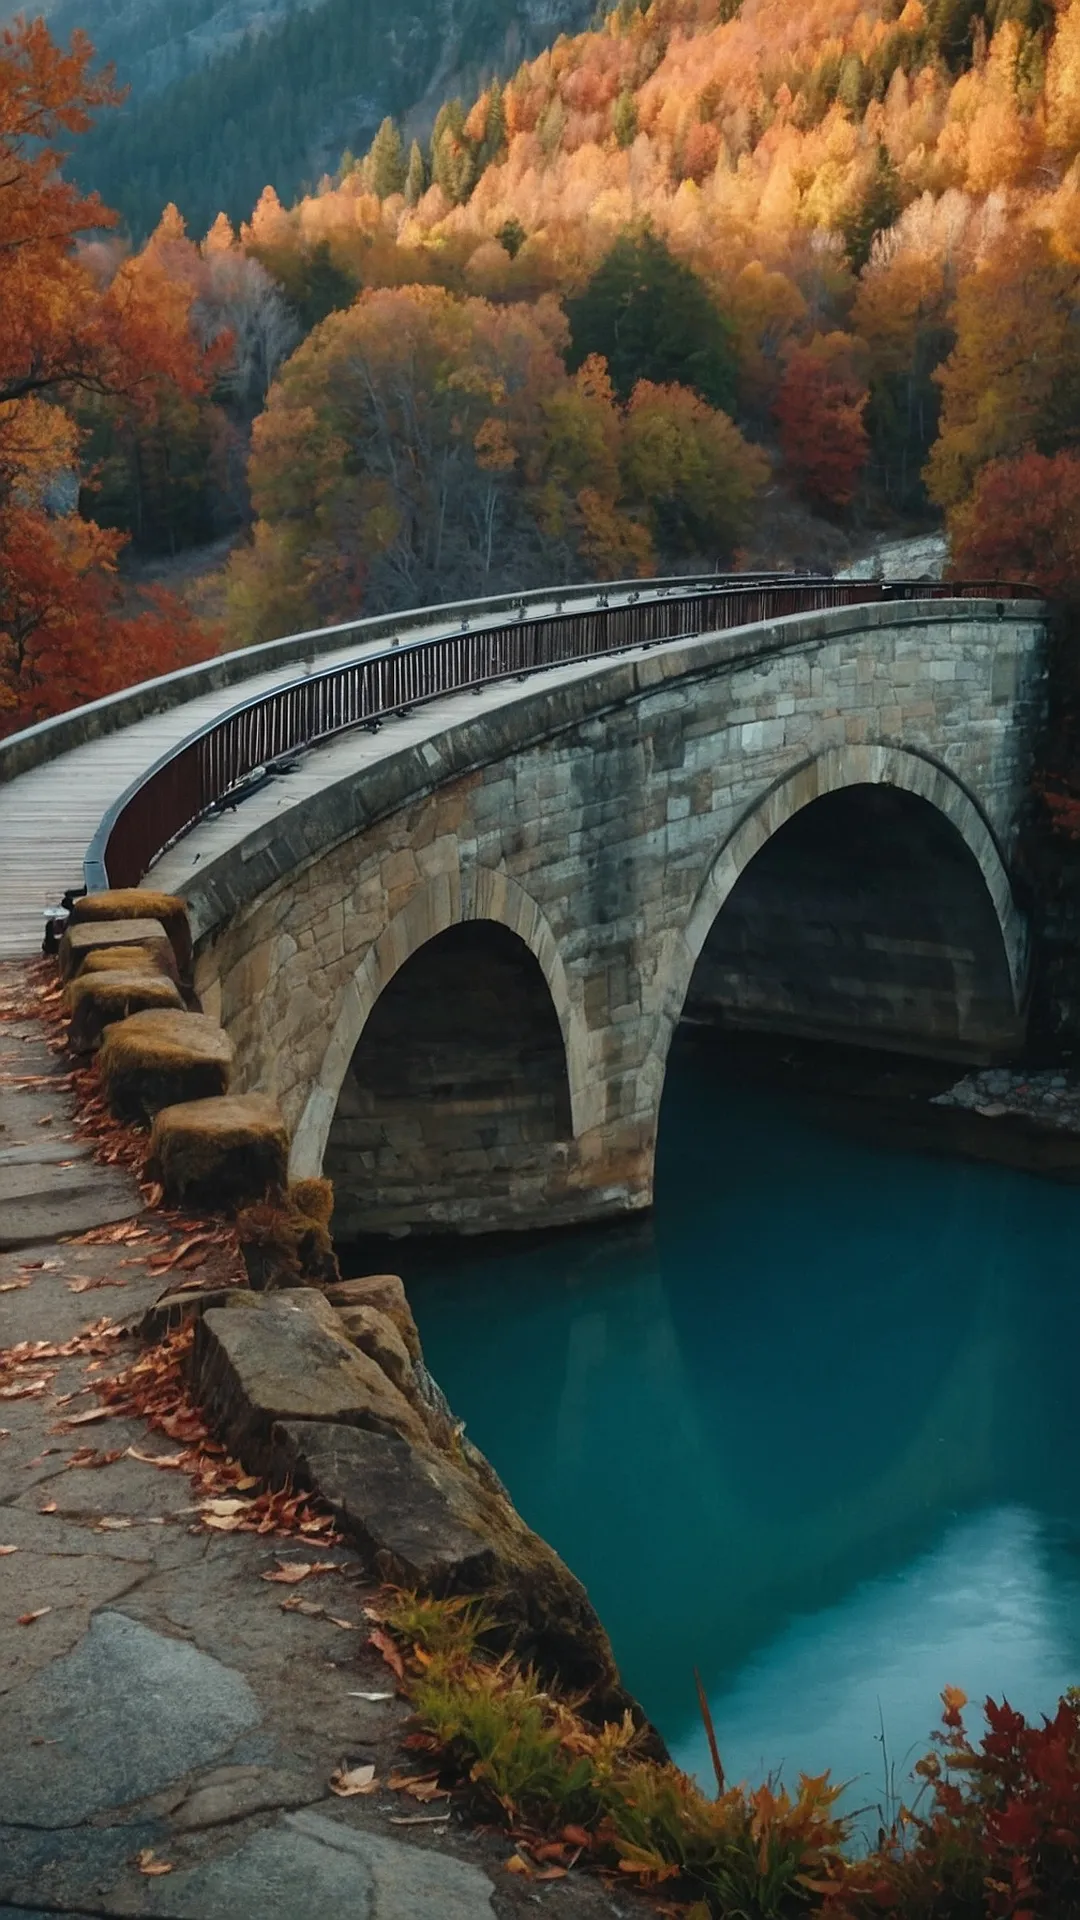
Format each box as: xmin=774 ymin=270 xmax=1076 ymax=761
xmin=84 ymin=574 xmax=1036 ymax=892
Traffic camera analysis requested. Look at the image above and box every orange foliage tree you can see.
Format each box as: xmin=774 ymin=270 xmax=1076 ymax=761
xmin=948 ymin=450 xmax=1080 ymax=597
xmin=0 ymin=19 xmax=216 ymax=737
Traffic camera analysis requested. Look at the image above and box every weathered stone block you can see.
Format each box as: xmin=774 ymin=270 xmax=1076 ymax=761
xmin=335 ymin=1304 xmax=414 ymax=1394
xmin=149 ymin=1092 xmax=289 ymax=1209
xmin=323 ymin=1273 xmax=420 ymax=1358
xmin=60 ymin=917 xmax=177 ymax=983
xmin=193 ymin=1288 xmax=429 ymax=1468
xmin=99 ymin=1009 xmax=233 ymax=1123
xmin=66 ymin=968 xmax=185 ymax=1054
xmin=70 ymin=888 xmax=193 ymax=978
xmin=272 ymin=1419 xmax=629 ymax=1702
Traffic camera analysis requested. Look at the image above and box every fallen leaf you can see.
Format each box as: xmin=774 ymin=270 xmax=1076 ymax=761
xmin=389 ymin=1814 xmax=451 ymax=1826
xmin=200 ymin=1497 xmax=249 ymax=1516
xmin=505 ymin=1854 xmax=530 ymax=1875
xmin=329 ymin=1762 xmax=378 ymax=1797
xmin=96 ymin=1517 xmax=134 ymax=1530
xmin=53 ymin=1406 xmax=111 ymax=1428
xmin=261 ymin=1559 xmax=340 ymax=1585
xmin=326 ymin=1615 xmax=359 ymax=1631
xmin=135 ymin=1849 xmax=174 ymax=1877
xmin=0 ymin=1544 xmax=18 ymax=1555
xmin=66 ymin=1447 xmax=125 ymax=1470
xmin=369 ymin=1627 xmax=405 ymax=1680
xmin=280 ymin=1595 xmax=325 ymax=1617
xmin=0 ymin=1280 xmax=30 ymax=1293
xmin=534 ymin=1867 xmax=569 ymax=1881
xmin=201 ymin=1512 xmax=245 ymax=1532
xmin=561 ymin=1826 xmax=594 ymax=1849
xmin=38 ymin=1501 xmax=57 ymax=1514
xmin=346 ymin=1690 xmax=395 ymax=1701
xmin=18 ymin=1608 xmax=51 ymax=1625
xmin=0 ymin=1378 xmax=49 ymax=1400
xmin=388 ymin=1773 xmax=449 ymax=1801
xmin=68 ymin=1276 xmax=127 ymax=1293
xmin=126 ymin=1447 xmax=188 ymax=1470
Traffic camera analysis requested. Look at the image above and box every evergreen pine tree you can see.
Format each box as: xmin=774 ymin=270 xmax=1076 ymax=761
xmin=613 ymin=87 xmax=638 ymax=148
xmin=566 ymin=228 xmax=737 ymax=409
xmin=365 ymin=116 xmax=405 ymax=199
xmin=404 ymin=138 xmax=427 ymax=206
xmin=841 ymin=141 xmax=901 ymax=272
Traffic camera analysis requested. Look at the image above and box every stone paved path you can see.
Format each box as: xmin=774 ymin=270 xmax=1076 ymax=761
xmin=0 ymin=967 xmax=642 ymax=1920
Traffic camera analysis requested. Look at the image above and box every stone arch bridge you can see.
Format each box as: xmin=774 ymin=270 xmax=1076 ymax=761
xmin=0 ymin=576 xmax=1048 ymax=1236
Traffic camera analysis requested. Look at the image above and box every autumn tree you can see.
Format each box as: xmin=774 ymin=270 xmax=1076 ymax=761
xmin=565 ymin=230 xmax=737 ymax=410
xmin=775 ymin=333 xmax=871 ymax=510
xmin=0 ymin=19 xmax=216 ymax=734
xmin=926 ymin=225 xmax=1080 ymax=511
xmin=947 ymin=450 xmax=1080 ymax=595
xmin=620 ymin=380 xmax=768 ymax=560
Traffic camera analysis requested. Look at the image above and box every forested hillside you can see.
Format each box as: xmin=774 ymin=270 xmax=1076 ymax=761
xmin=48 ymin=0 xmax=593 ymax=237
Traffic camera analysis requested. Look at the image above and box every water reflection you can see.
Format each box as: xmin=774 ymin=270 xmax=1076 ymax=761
xmin=404 ymin=1036 xmax=1080 ymax=1795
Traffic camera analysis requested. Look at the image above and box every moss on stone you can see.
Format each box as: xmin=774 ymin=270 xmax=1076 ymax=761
xmin=72 ymin=889 xmax=193 ymax=979
xmin=76 ymin=946 xmax=169 ymax=979
xmin=59 ymin=917 xmax=177 ymax=984
xmin=235 ymin=1181 xmax=340 ymax=1291
xmin=65 ymin=969 xmax=185 ymax=1055
xmin=99 ymin=1010 xmax=233 ymax=1124
xmin=148 ymin=1093 xmax=289 ymax=1211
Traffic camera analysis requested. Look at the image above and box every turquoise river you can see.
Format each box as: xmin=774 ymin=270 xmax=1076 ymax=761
xmin=404 ymin=1035 xmax=1080 ymax=1813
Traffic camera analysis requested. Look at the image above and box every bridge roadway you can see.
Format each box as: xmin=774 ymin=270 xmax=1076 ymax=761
xmin=0 ymin=577 xmax=708 ymax=960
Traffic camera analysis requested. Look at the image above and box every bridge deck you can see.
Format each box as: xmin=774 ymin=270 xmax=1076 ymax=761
xmin=0 ymin=598 xmax=600 ymax=960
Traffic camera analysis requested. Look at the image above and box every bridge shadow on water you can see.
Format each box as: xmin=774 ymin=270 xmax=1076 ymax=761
xmin=364 ymin=1029 xmax=1080 ymax=1811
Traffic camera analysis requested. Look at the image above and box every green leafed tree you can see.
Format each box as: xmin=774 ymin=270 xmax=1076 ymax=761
xmin=565 ymin=229 xmax=737 ymax=411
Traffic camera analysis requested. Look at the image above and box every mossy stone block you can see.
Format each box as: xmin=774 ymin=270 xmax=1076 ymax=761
xmin=99 ymin=1010 xmax=233 ymax=1124
xmin=59 ymin=917 xmax=177 ymax=984
xmin=66 ymin=969 xmax=185 ymax=1055
xmin=71 ymin=889 xmax=192 ymax=978
xmin=149 ymin=1093 xmax=290 ymax=1211
xmin=77 ymin=945 xmax=169 ymax=979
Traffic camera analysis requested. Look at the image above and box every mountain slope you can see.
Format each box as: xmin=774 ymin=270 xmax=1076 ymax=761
xmin=48 ymin=0 xmax=593 ymax=239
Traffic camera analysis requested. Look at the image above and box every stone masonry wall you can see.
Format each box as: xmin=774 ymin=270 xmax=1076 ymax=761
xmin=187 ymin=600 xmax=1047 ymax=1233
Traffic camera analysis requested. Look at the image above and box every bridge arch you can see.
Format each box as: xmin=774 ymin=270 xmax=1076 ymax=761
xmin=289 ymin=868 xmax=591 ymax=1194
xmin=650 ymin=743 xmax=1028 ymax=1100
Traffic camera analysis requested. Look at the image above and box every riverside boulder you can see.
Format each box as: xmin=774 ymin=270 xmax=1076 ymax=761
xmin=272 ymin=1418 xmax=630 ymax=1706
xmin=192 ymin=1287 xmax=430 ymax=1467
xmin=324 ymin=1274 xmax=420 ymax=1359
